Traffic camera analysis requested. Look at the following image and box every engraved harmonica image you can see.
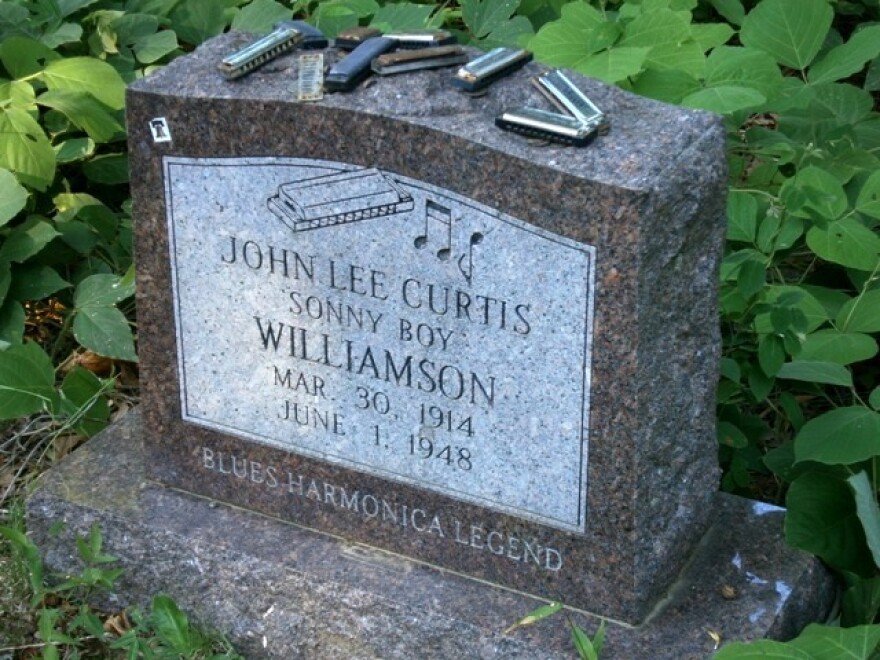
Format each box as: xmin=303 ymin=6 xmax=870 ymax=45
xmin=451 ymin=47 xmax=533 ymax=92
xmin=385 ymin=29 xmax=457 ymax=49
xmin=325 ymin=36 xmax=396 ymax=92
xmin=533 ymin=69 xmax=609 ymax=134
xmin=276 ymin=20 xmax=328 ymax=50
xmin=335 ymin=26 xmax=383 ymax=51
xmin=372 ymin=46 xmax=468 ymax=76
xmin=495 ymin=107 xmax=596 ymax=146
xmin=218 ymin=25 xmax=304 ymax=79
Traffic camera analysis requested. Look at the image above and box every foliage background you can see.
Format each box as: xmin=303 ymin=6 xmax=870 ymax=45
xmin=0 ymin=0 xmax=878 ymax=655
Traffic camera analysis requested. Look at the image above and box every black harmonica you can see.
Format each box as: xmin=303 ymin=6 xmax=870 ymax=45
xmin=451 ymin=47 xmax=532 ymax=92
xmin=371 ymin=46 xmax=468 ymax=75
xmin=533 ymin=69 xmax=608 ymax=134
xmin=495 ymin=107 xmax=597 ymax=146
xmin=325 ymin=36 xmax=396 ymax=92
xmin=218 ymin=25 xmax=304 ymax=79
xmin=275 ymin=20 xmax=328 ymax=50
xmin=335 ymin=26 xmax=383 ymax=51
xmin=385 ymin=29 xmax=457 ymax=49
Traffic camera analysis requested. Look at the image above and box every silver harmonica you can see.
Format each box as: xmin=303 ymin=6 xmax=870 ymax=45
xmin=533 ymin=69 xmax=608 ymax=134
xmin=372 ymin=46 xmax=468 ymax=76
xmin=495 ymin=107 xmax=596 ymax=146
xmin=452 ymin=47 xmax=532 ymax=92
xmin=385 ymin=29 xmax=457 ymax=49
xmin=218 ymin=25 xmax=304 ymax=79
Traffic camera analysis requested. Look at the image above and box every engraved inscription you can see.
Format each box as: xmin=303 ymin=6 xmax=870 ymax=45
xmin=164 ymin=157 xmax=596 ymax=533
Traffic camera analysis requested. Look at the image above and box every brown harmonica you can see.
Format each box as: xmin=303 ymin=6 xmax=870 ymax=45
xmin=371 ymin=46 xmax=468 ymax=75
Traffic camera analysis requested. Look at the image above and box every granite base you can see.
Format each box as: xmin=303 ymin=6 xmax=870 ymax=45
xmin=26 ymin=412 xmax=835 ymax=659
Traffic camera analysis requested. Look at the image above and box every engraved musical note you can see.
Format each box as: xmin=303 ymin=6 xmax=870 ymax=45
xmin=414 ymin=200 xmax=452 ymax=259
xmin=458 ymin=232 xmax=483 ymax=284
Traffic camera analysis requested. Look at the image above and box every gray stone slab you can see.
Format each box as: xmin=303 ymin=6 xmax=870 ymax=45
xmin=127 ymin=33 xmax=728 ymax=623
xmin=27 ymin=412 xmax=835 ymax=659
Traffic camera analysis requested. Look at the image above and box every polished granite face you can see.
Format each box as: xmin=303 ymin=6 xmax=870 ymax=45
xmin=127 ymin=32 xmax=728 ymax=623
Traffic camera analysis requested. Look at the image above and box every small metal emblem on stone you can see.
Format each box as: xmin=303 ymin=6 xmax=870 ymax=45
xmin=149 ymin=117 xmax=171 ymax=143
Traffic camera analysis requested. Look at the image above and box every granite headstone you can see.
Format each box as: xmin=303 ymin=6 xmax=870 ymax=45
xmin=26 ymin=32 xmax=835 ymax=658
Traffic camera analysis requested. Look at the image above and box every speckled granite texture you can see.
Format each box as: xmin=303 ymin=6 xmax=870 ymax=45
xmin=26 ymin=413 xmax=835 ymax=659
xmin=127 ymin=33 xmax=728 ymax=623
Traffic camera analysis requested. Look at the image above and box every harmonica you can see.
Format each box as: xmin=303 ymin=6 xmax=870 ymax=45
xmin=218 ymin=25 xmax=304 ymax=79
xmin=371 ymin=46 xmax=468 ymax=76
xmin=276 ymin=20 xmax=328 ymax=50
xmin=533 ymin=69 xmax=608 ymax=134
xmin=335 ymin=26 xmax=383 ymax=51
xmin=384 ymin=29 xmax=457 ymax=49
xmin=451 ymin=47 xmax=532 ymax=92
xmin=495 ymin=107 xmax=597 ymax=146
xmin=325 ymin=36 xmax=396 ymax=92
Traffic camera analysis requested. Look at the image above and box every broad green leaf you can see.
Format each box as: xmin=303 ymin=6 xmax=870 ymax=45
xmin=0 ymin=299 xmax=25 ymax=348
xmin=133 ymin=30 xmax=179 ymax=64
xmin=702 ymin=46 xmax=785 ymax=100
xmin=504 ymin=601 xmax=563 ymax=633
xmin=782 ymin=165 xmax=847 ymax=220
xmin=72 ymin=305 xmax=137 ymax=362
xmin=0 ymin=341 xmax=56 ymax=419
xmin=630 ymin=68 xmax=700 ymax=103
xmin=715 ymin=640 xmax=812 ymax=659
xmin=8 ymin=264 xmax=69 ymax=301
xmin=776 ymin=361 xmax=853 ymax=387
xmin=847 ymin=471 xmax=880 ymax=571
xmin=810 ymin=82 xmax=875 ymax=125
xmin=785 ymin=471 xmax=874 ymax=575
xmin=682 ymin=85 xmax=764 ymax=114
xmin=689 ymin=22 xmax=733 ymax=51
xmin=867 ymin=56 xmax=880 ymax=92
xmin=739 ymin=0 xmax=833 ymax=70
xmin=708 ymin=0 xmax=744 ymax=26
xmin=0 ymin=261 xmax=9 ymax=304
xmin=754 ymin=286 xmax=828 ymax=334
xmin=841 ymin=578 xmax=880 ymax=627
xmin=619 ymin=8 xmax=689 ymax=48
xmin=717 ymin=421 xmax=748 ymax=448
xmin=872 ymin=388 xmax=880 ymax=412
xmin=575 ymin=47 xmax=651 ymax=84
xmin=644 ymin=40 xmax=705 ymax=76
xmin=41 ymin=22 xmax=82 ymax=49
xmin=0 ymin=36 xmax=59 ymax=78
xmin=461 ymin=0 xmax=519 ymax=40
xmin=737 ymin=258 xmax=766 ymax=299
xmin=314 ymin=4 xmax=359 ymax=38
xmin=57 ymin=0 xmax=102 ymax=17
xmin=758 ymin=333 xmax=785 ymax=377
xmin=83 ymin=154 xmax=129 ymax=184
xmin=0 ymin=167 xmax=28 ymax=227
xmin=231 ymin=0 xmax=292 ymax=34
xmin=370 ymin=3 xmax=437 ymax=31
xmin=40 ymin=57 xmax=125 ymax=110
xmin=809 ymin=25 xmax=880 ymax=85
xmin=0 ymin=107 xmax=56 ymax=190
xmin=0 ymin=217 xmax=59 ymax=263
xmin=58 ymin=366 xmax=111 ymax=437
xmin=54 ymin=137 xmax=96 ymax=163
xmin=838 ymin=290 xmax=880 ymax=333
xmin=798 ymin=330 xmax=878 ymax=365
xmin=795 ymin=407 xmax=880 ymax=466
xmin=806 ymin=219 xmax=880 ymax=272
xmin=726 ymin=191 xmax=757 ymax=243
xmin=528 ymin=3 xmax=607 ymax=67
xmin=856 ymin=170 xmax=880 ymax=220
xmin=480 ymin=15 xmax=534 ymax=50
xmin=74 ymin=273 xmax=135 ymax=308
xmin=111 ymin=12 xmax=159 ymax=42
xmin=0 ymin=80 xmax=36 ymax=109
xmin=36 ymin=90 xmax=124 ymax=143
xmin=170 ymin=0 xmax=233 ymax=46
xmin=150 ymin=595 xmax=195 ymax=650
xmin=788 ymin=622 xmax=880 ymax=659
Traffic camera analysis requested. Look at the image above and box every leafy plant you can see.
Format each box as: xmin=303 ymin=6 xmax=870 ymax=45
xmin=506 ymin=600 xmax=607 ymax=659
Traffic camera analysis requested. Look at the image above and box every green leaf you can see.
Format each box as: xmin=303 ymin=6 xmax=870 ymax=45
xmin=479 ymin=15 xmax=534 ymax=50
xmin=133 ymin=30 xmax=179 ymax=64
xmin=707 ymin=0 xmax=744 ymax=26
xmin=715 ymin=640 xmax=812 ymax=659
xmin=856 ymin=170 xmax=880 ymax=220
xmin=8 ymin=264 xmax=70 ymax=301
xmin=74 ymin=273 xmax=135 ymax=308
xmin=737 ymin=258 xmax=765 ymax=299
xmin=0 ymin=299 xmax=25 ymax=348
xmin=620 ymin=9 xmax=704 ymax=76
xmin=314 ymin=4 xmax=359 ymax=38
xmin=0 ymin=167 xmax=28 ymax=227
xmin=504 ymin=601 xmax=563 ymax=634
xmin=54 ymin=137 xmax=96 ymax=163
xmin=37 ymin=90 xmax=124 ymax=143
xmin=758 ymin=333 xmax=785 ymax=377
xmin=72 ymin=304 xmax=137 ymax=362
xmin=528 ymin=3 xmax=608 ymax=66
xmin=726 ymin=191 xmax=757 ymax=243
xmin=838 ymin=290 xmax=880 ymax=333
xmin=83 ymin=154 xmax=130 ymax=184
xmin=57 ymin=0 xmax=102 ymax=17
xmin=231 ymin=0 xmax=292 ymax=34
xmin=689 ymin=22 xmax=733 ymax=51
xmin=718 ymin=421 xmax=749 ymax=448
xmin=0 ymin=107 xmax=56 ymax=191
xmin=461 ymin=0 xmax=519 ymax=40
xmin=0 ymin=261 xmax=9 ymax=304
xmin=702 ymin=46 xmax=785 ymax=100
xmin=807 ymin=218 xmax=880 ymax=272
xmin=631 ymin=68 xmax=700 ymax=103
xmin=58 ymin=366 xmax=111 ymax=436
xmin=576 ymin=47 xmax=651 ymax=84
xmin=788 ymin=622 xmax=880 ymax=659
xmin=795 ymin=407 xmax=880 ymax=466
xmin=40 ymin=57 xmax=125 ymax=110
xmin=170 ymin=0 xmax=233 ymax=46
xmin=785 ymin=471 xmax=874 ymax=575
xmin=809 ymin=82 xmax=874 ymax=125
xmin=371 ymin=2 xmax=438 ymax=31
xmin=871 ymin=388 xmax=880 ymax=412
xmin=809 ymin=25 xmax=880 ymax=85
xmin=0 ymin=217 xmax=59 ymax=263
xmin=799 ymin=330 xmax=878 ymax=365
xmin=0 ymin=341 xmax=56 ymax=419
xmin=682 ymin=85 xmax=765 ymax=114
xmin=754 ymin=285 xmax=828 ymax=334
xmin=847 ymin=471 xmax=880 ymax=571
xmin=41 ymin=22 xmax=82 ymax=49
xmin=0 ymin=36 xmax=59 ymax=78
xmin=776 ymin=361 xmax=853 ymax=387
xmin=782 ymin=165 xmax=847 ymax=220
xmin=739 ymin=0 xmax=833 ymax=70
xmin=151 ymin=595 xmax=196 ymax=650
xmin=841 ymin=578 xmax=880 ymax=627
